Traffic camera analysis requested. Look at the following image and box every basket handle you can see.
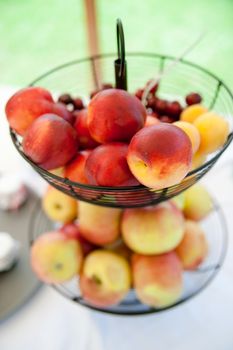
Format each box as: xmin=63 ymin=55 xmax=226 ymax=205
xmin=114 ymin=19 xmax=127 ymax=90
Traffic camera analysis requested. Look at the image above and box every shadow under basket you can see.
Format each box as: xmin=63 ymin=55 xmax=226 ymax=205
xmin=10 ymin=53 xmax=233 ymax=208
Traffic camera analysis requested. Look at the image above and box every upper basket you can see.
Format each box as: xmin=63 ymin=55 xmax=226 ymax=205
xmin=10 ymin=52 xmax=233 ymax=208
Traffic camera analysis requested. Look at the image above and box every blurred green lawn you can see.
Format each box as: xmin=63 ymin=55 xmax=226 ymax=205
xmin=0 ymin=0 xmax=232 ymax=88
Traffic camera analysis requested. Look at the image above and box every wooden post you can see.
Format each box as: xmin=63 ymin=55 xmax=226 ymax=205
xmin=84 ymin=0 xmax=100 ymax=57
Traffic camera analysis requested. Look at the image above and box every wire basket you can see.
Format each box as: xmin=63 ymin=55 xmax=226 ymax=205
xmin=30 ymin=197 xmax=228 ymax=316
xmin=10 ymin=52 xmax=233 ymax=208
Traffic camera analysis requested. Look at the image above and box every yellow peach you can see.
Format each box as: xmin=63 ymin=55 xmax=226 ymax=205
xmin=180 ymin=104 xmax=208 ymax=123
xmin=173 ymin=121 xmax=200 ymax=154
xmin=191 ymin=150 xmax=207 ymax=170
xmin=193 ymin=112 xmax=229 ymax=154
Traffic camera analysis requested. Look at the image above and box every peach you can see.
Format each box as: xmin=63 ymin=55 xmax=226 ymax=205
xmin=31 ymin=231 xmax=82 ymax=284
xmin=175 ymin=220 xmax=208 ymax=270
xmin=183 ymin=184 xmax=213 ymax=221
xmin=191 ymin=150 xmax=207 ymax=170
xmin=87 ymin=89 xmax=146 ymax=143
xmin=78 ymin=201 xmax=122 ymax=245
xmin=173 ymin=121 xmax=200 ymax=154
xmin=122 ymin=202 xmax=185 ymax=254
xmin=73 ymin=109 xmax=99 ymax=149
xmin=5 ymin=87 xmax=73 ymax=136
xmin=64 ymin=150 xmax=91 ymax=184
xmin=80 ymin=250 xmax=131 ymax=307
xmin=127 ymin=124 xmax=192 ymax=190
xmin=60 ymin=222 xmax=96 ymax=255
xmin=22 ymin=114 xmax=78 ymax=170
xmin=42 ymin=186 xmax=78 ymax=223
xmin=145 ymin=115 xmax=160 ymax=127
xmin=85 ymin=143 xmax=139 ymax=187
xmin=180 ymin=104 xmax=208 ymax=123
xmin=132 ymin=252 xmax=183 ymax=308
xmin=193 ymin=112 xmax=229 ymax=154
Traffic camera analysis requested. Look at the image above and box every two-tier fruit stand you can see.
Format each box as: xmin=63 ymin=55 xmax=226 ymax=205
xmin=10 ymin=20 xmax=233 ymax=315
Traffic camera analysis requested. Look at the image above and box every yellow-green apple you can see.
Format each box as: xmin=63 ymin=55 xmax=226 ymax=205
xmin=170 ymin=193 xmax=185 ymax=210
xmin=175 ymin=220 xmax=208 ymax=270
xmin=64 ymin=150 xmax=91 ymax=184
xmin=85 ymin=143 xmax=139 ymax=186
xmin=31 ymin=231 xmax=83 ymax=283
xmin=80 ymin=250 xmax=131 ymax=307
xmin=73 ymin=109 xmax=99 ymax=149
xmin=122 ymin=202 xmax=184 ymax=255
xmin=127 ymin=124 xmax=192 ymax=190
xmin=132 ymin=252 xmax=183 ymax=308
xmin=5 ymin=87 xmax=73 ymax=136
xmin=183 ymin=184 xmax=213 ymax=221
xmin=78 ymin=201 xmax=122 ymax=245
xmin=42 ymin=186 xmax=78 ymax=223
xmin=23 ymin=114 xmax=78 ymax=170
xmin=60 ymin=222 xmax=96 ymax=255
xmin=87 ymin=89 xmax=146 ymax=143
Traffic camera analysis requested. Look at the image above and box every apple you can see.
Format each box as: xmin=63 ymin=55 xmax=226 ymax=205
xmin=42 ymin=186 xmax=78 ymax=223
xmin=183 ymin=184 xmax=213 ymax=221
xmin=122 ymin=201 xmax=184 ymax=254
xmin=31 ymin=231 xmax=83 ymax=283
xmin=80 ymin=249 xmax=131 ymax=307
xmin=87 ymin=89 xmax=146 ymax=143
xmin=176 ymin=220 xmax=208 ymax=270
xmin=127 ymin=124 xmax=192 ymax=190
xmin=85 ymin=143 xmax=139 ymax=187
xmin=22 ymin=114 xmax=78 ymax=170
xmin=78 ymin=201 xmax=122 ymax=245
xmin=132 ymin=252 xmax=183 ymax=308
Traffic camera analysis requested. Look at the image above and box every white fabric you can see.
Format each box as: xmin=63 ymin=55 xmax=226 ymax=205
xmin=1 ymin=86 xmax=233 ymax=350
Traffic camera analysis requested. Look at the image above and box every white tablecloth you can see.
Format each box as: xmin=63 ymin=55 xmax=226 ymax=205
xmin=1 ymin=86 xmax=233 ymax=350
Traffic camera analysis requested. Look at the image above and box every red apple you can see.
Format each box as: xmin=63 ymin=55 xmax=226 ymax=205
xmin=73 ymin=109 xmax=99 ymax=149
xmin=85 ymin=143 xmax=139 ymax=187
xmin=23 ymin=114 xmax=78 ymax=170
xmin=87 ymin=89 xmax=146 ymax=143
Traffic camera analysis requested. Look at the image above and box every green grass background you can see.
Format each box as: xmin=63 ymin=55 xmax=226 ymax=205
xmin=0 ymin=0 xmax=232 ymax=88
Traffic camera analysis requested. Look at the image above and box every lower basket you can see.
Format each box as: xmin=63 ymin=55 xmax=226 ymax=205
xmin=30 ymin=198 xmax=227 ymax=316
